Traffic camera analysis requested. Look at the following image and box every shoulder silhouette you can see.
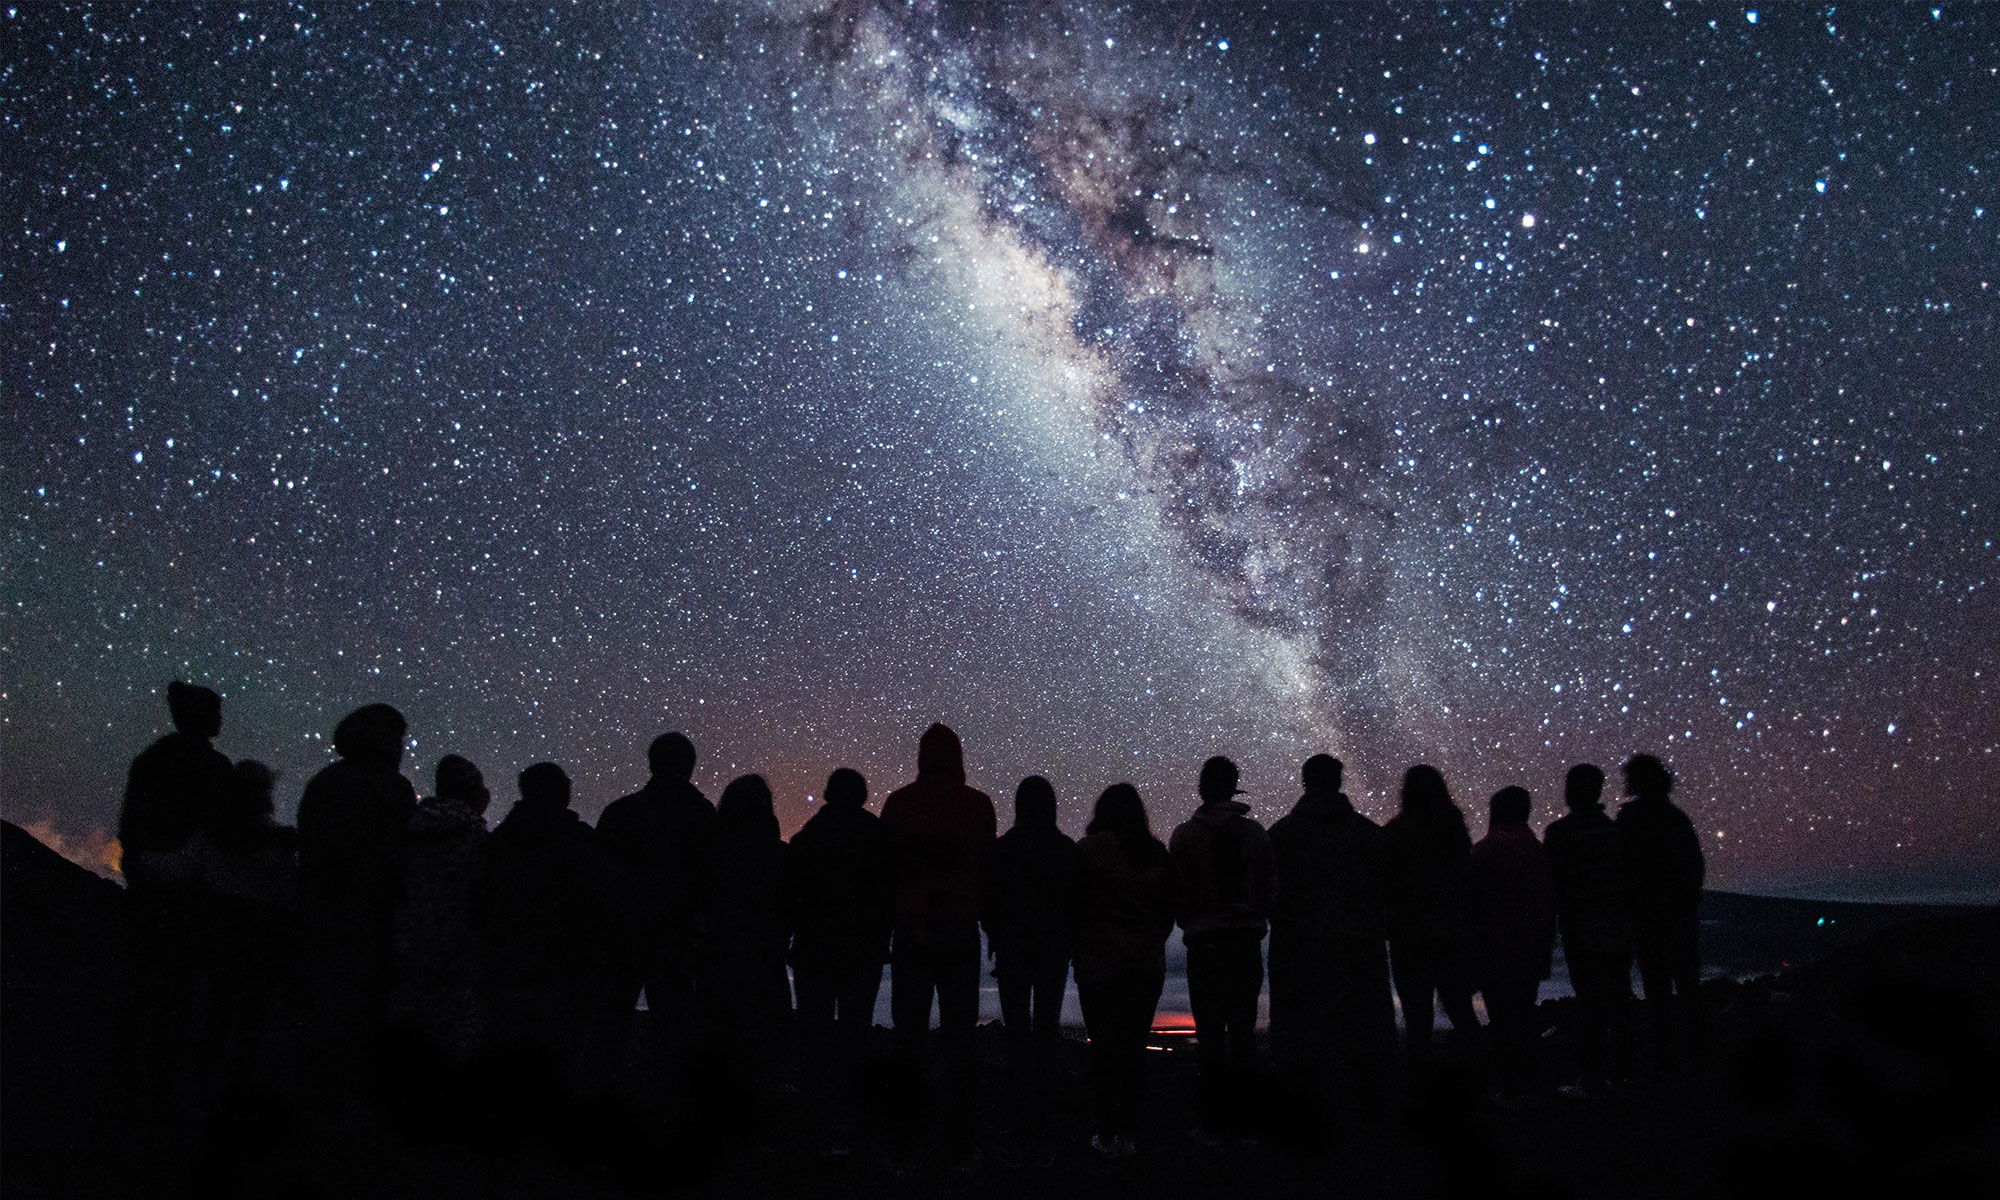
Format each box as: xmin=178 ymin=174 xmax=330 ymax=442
xmin=119 ymin=681 xmax=234 ymax=891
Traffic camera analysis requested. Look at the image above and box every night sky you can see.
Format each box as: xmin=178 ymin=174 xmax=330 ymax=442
xmin=5 ymin=3 xmax=1995 ymax=901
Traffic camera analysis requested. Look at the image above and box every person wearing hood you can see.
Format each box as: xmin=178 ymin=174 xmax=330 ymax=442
xmin=983 ymin=774 xmax=1078 ymax=1138
xmin=296 ymin=703 xmax=418 ymax=1122
xmin=1168 ymin=755 xmax=1277 ymax=1143
xmin=1545 ymin=763 xmax=1634 ymax=1096
xmin=1267 ymin=754 xmax=1393 ymax=1127
xmin=879 ymin=723 xmax=997 ymax=1162
xmin=595 ymin=731 xmax=717 ymax=1043
xmin=1383 ymin=764 xmax=1480 ymax=1065
xmin=390 ymin=754 xmax=491 ymax=1070
xmin=1468 ymin=786 xmax=1555 ymax=1097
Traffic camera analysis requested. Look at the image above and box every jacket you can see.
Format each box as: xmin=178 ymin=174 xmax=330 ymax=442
xmin=1168 ymin=799 xmax=1276 ymax=942
xmin=1073 ymin=830 xmax=1177 ymax=980
xmin=1268 ymin=791 xmax=1388 ymax=956
xmin=787 ymin=801 xmax=896 ymax=972
xmin=1545 ymin=804 xmax=1630 ymax=956
xmin=1616 ymin=796 xmax=1705 ymax=926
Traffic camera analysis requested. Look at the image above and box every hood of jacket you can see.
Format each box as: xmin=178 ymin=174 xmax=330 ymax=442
xmin=1294 ymin=791 xmax=1356 ymax=820
xmin=411 ymin=795 xmax=485 ymax=838
xmin=916 ymin=723 xmax=966 ymax=783
xmin=1193 ymin=798 xmax=1252 ymax=826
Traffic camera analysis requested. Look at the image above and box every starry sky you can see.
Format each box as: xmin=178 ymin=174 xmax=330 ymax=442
xmin=4 ymin=3 xmax=1995 ymax=901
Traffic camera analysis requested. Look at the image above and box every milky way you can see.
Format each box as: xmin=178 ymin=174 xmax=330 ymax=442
xmin=4 ymin=3 xmax=1995 ymax=899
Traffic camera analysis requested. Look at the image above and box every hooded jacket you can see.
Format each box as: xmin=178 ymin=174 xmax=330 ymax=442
xmin=879 ymin=724 xmax=997 ymax=931
xmin=1167 ymin=799 xmax=1277 ymax=942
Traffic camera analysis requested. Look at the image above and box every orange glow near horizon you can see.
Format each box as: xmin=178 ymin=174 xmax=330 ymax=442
xmin=21 ymin=818 xmax=123 ymax=879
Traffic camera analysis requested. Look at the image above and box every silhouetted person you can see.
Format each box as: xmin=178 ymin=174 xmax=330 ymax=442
xmin=480 ymin=762 xmax=620 ymax=1116
xmin=117 ymin=682 xmax=236 ymax=1137
xmin=296 ymin=703 xmax=417 ymax=1125
xmin=1545 ymin=763 xmax=1635 ymax=1095
xmin=1469 ymin=785 xmax=1555 ymax=1097
xmin=1268 ymin=754 xmax=1394 ymax=1127
xmin=984 ymin=774 xmax=1077 ymax=1138
xmin=787 ymin=767 xmax=894 ymax=1155
xmin=595 ymin=732 xmax=717 ymax=1045
xmin=879 ymin=723 xmax=997 ymax=1163
xmin=1074 ymin=783 xmax=1177 ymax=1159
xmin=1169 ymin=755 xmax=1276 ymax=1143
xmin=121 ymin=681 xmax=234 ymax=889
xmin=1383 ymin=764 xmax=1480 ymax=1064
xmin=201 ymin=759 xmax=299 ymax=1128
xmin=704 ymin=773 xmax=793 ymax=1109
xmin=1616 ymin=753 xmax=1706 ymax=1069
xmin=390 ymin=754 xmax=491 ymax=1070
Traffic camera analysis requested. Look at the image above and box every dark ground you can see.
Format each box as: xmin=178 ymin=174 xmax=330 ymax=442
xmin=5 ymin=820 xmax=1997 ymax=1199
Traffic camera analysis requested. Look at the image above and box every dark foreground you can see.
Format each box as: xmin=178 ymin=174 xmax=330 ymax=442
xmin=5 ymin=823 xmax=1997 ymax=1199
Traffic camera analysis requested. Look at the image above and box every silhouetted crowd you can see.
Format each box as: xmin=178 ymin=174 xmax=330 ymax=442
xmin=115 ymin=681 xmax=1709 ymax=1174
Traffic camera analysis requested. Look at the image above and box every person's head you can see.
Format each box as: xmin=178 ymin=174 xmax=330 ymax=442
xmin=1399 ymin=764 xmax=1457 ymax=821
xmin=332 ymin=704 xmax=407 ymax=768
xmin=1302 ymin=754 xmax=1343 ymax=796
xmin=1198 ymin=755 xmax=1242 ymax=806
xmin=1489 ymin=785 xmax=1532 ymax=827
xmin=1014 ymin=775 xmax=1058 ymax=830
xmin=1622 ymin=754 xmax=1673 ymax=801
xmin=1564 ymin=763 xmax=1606 ymax=811
xmin=1087 ymin=782 xmax=1152 ymax=843
xmin=719 ymin=773 xmax=779 ymax=841
xmin=916 ymin=723 xmax=966 ymax=782
xmin=435 ymin=754 xmax=491 ymax=815
xmin=518 ymin=761 xmax=571 ymax=808
xmin=823 ymin=767 xmax=867 ymax=810
xmin=166 ymin=681 xmax=223 ymax=740
xmin=648 ymin=732 xmax=696 ymax=781
xmin=233 ymin=759 xmax=277 ymax=818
